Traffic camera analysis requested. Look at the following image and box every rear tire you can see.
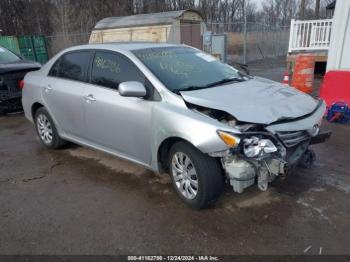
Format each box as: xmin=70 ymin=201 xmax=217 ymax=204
xmin=34 ymin=107 xmax=66 ymax=149
xmin=168 ymin=141 xmax=224 ymax=209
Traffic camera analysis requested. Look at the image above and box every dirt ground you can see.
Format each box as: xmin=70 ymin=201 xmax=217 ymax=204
xmin=0 ymin=60 xmax=349 ymax=255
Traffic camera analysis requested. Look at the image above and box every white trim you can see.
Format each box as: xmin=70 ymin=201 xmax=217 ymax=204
xmin=327 ymin=0 xmax=350 ymax=71
xmin=288 ymin=19 xmax=333 ymax=52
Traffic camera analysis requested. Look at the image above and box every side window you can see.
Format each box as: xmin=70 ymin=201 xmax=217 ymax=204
xmin=57 ymin=51 xmax=90 ymax=82
xmin=91 ymin=51 xmax=144 ymax=90
xmin=48 ymin=59 xmax=60 ymax=77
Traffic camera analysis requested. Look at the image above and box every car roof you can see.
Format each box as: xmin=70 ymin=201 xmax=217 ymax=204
xmin=65 ymin=42 xmax=181 ymax=53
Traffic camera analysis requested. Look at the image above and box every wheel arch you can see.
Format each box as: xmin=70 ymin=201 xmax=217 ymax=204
xmin=31 ymin=102 xmax=44 ymax=121
xmin=157 ymin=136 xmax=198 ymax=172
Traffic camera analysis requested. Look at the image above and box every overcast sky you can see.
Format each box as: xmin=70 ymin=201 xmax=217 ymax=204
xmin=252 ymin=0 xmax=264 ymax=10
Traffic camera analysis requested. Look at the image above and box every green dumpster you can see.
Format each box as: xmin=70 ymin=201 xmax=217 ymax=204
xmin=0 ymin=36 xmax=20 ymax=54
xmin=18 ymin=35 xmax=49 ymax=64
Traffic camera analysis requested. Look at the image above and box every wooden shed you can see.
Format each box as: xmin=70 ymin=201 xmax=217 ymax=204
xmin=89 ymin=10 xmax=205 ymax=49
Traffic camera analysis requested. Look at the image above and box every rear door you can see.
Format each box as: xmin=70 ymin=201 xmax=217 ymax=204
xmin=83 ymin=50 xmax=154 ymax=164
xmin=44 ymin=50 xmax=91 ymax=138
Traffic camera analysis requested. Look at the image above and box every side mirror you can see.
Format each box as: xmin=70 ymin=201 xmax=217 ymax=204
xmin=119 ymin=81 xmax=147 ymax=97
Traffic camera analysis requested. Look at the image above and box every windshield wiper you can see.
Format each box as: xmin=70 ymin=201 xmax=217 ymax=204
xmin=176 ymin=86 xmax=208 ymax=93
xmin=176 ymin=77 xmax=246 ymax=93
xmin=205 ymin=77 xmax=246 ymax=88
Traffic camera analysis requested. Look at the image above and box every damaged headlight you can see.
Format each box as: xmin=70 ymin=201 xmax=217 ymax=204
xmin=217 ymin=131 xmax=240 ymax=148
xmin=243 ymin=136 xmax=277 ymax=158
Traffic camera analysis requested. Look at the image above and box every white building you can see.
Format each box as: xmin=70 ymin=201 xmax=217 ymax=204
xmin=319 ymin=0 xmax=350 ymax=108
xmin=327 ymin=0 xmax=350 ymax=71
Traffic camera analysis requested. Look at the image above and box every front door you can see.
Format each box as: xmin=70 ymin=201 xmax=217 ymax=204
xmin=84 ymin=51 xmax=153 ymax=165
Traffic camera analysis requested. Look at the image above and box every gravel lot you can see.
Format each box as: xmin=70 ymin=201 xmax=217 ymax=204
xmin=0 ymin=59 xmax=349 ymax=255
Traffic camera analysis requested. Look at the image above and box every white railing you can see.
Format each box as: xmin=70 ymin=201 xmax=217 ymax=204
xmin=288 ymin=19 xmax=333 ymax=52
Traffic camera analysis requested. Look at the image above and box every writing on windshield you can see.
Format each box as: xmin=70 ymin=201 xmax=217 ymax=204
xmin=133 ymin=47 xmax=244 ymax=93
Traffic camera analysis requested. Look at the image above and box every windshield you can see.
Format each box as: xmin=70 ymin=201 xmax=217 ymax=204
xmin=133 ymin=47 xmax=248 ymax=93
xmin=0 ymin=46 xmax=21 ymax=63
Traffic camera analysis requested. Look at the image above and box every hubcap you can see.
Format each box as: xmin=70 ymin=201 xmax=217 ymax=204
xmin=171 ymin=152 xmax=199 ymax=200
xmin=36 ymin=114 xmax=53 ymax=144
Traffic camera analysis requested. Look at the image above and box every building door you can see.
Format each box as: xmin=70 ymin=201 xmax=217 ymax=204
xmin=180 ymin=21 xmax=202 ymax=50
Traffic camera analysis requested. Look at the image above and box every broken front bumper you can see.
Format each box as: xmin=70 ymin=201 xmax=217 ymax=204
xmin=221 ymin=128 xmax=332 ymax=193
xmin=223 ymin=155 xmax=289 ymax=193
xmin=310 ymin=129 xmax=332 ymax=145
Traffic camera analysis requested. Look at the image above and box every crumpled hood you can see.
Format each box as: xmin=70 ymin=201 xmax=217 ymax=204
xmin=180 ymin=77 xmax=318 ymax=125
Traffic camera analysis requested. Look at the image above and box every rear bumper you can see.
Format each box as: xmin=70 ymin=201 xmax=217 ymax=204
xmin=0 ymin=97 xmax=22 ymax=112
xmin=310 ymin=129 xmax=332 ymax=145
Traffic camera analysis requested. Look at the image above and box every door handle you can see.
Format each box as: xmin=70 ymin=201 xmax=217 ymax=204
xmin=44 ymin=85 xmax=53 ymax=93
xmin=84 ymin=94 xmax=96 ymax=102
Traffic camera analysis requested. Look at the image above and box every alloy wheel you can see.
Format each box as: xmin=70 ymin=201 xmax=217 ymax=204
xmin=36 ymin=114 xmax=53 ymax=144
xmin=171 ymin=152 xmax=199 ymax=200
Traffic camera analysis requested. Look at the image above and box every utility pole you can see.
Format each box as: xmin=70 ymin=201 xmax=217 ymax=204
xmin=300 ymin=0 xmax=306 ymax=20
xmin=243 ymin=0 xmax=247 ymax=64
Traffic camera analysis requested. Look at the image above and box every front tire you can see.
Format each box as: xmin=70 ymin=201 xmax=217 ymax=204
xmin=34 ymin=107 xmax=66 ymax=149
xmin=168 ymin=141 xmax=224 ymax=209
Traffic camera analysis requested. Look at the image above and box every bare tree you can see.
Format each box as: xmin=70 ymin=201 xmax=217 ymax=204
xmin=0 ymin=0 xmax=333 ymax=39
xmin=315 ymin=0 xmax=321 ymax=18
xmin=300 ymin=0 xmax=306 ymax=19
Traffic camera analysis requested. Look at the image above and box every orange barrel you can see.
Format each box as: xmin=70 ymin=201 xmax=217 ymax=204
xmin=291 ymin=54 xmax=315 ymax=94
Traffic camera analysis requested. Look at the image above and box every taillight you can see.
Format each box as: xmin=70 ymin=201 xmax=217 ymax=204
xmin=19 ymin=80 xmax=25 ymax=89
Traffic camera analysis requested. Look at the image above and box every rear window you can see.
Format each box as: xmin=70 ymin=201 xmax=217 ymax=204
xmin=0 ymin=46 xmax=21 ymax=63
xmin=55 ymin=51 xmax=90 ymax=82
xmin=48 ymin=59 xmax=60 ymax=77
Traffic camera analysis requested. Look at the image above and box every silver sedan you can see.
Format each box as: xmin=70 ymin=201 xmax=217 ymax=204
xmin=22 ymin=43 xmax=330 ymax=209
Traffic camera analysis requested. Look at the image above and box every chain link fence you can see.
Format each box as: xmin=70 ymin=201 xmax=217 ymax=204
xmin=207 ymin=22 xmax=290 ymax=63
xmin=43 ymin=22 xmax=290 ymax=64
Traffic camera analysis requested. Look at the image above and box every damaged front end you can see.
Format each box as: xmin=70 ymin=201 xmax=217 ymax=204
xmin=192 ymin=102 xmax=331 ymax=193
xmin=220 ymin=133 xmax=307 ymax=193
xmin=215 ymin=129 xmax=299 ymax=193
